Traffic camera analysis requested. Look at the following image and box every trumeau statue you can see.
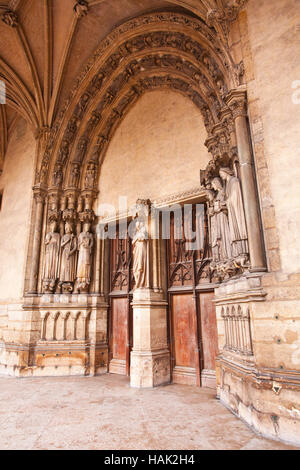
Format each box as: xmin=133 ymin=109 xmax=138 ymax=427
xmin=219 ymin=167 xmax=248 ymax=259
xmin=43 ymin=220 xmax=60 ymax=293
xmin=59 ymin=222 xmax=77 ymax=292
xmin=132 ymin=219 xmax=148 ymax=289
xmin=75 ymin=223 xmax=94 ymax=292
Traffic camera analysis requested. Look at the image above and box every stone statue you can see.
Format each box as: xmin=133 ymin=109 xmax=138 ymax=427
xmin=43 ymin=221 xmax=60 ymax=293
xmin=206 ymin=189 xmax=220 ymax=262
xmin=69 ymin=163 xmax=80 ymax=187
xmin=132 ymin=220 xmax=148 ymax=289
xmin=53 ymin=164 xmax=63 ymax=187
xmin=84 ymin=163 xmax=96 ymax=190
xmin=211 ymin=177 xmax=232 ymax=261
xmin=76 ymin=223 xmax=94 ymax=292
xmin=59 ymin=222 xmax=77 ymax=292
xmin=219 ymin=167 xmax=248 ymax=258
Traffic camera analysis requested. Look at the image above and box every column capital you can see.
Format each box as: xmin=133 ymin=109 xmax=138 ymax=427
xmin=32 ymin=186 xmax=47 ymax=203
xmin=34 ymin=126 xmax=51 ymax=142
xmin=225 ymin=86 xmax=248 ymax=120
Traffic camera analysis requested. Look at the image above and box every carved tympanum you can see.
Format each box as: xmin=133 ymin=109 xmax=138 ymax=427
xmin=1 ymin=10 xmax=18 ymax=27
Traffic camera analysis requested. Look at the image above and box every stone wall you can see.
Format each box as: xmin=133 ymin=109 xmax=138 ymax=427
xmin=215 ymin=0 xmax=300 ymax=446
xmin=0 ymin=118 xmax=35 ymax=301
xmin=0 ymin=118 xmax=36 ymax=374
xmin=97 ymin=90 xmax=210 ymax=213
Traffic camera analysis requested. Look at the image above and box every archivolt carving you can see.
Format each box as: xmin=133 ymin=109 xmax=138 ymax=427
xmin=57 ymin=52 xmax=221 ymax=189
xmin=35 ymin=11 xmax=244 ymax=188
xmin=207 ymin=0 xmax=248 ymax=44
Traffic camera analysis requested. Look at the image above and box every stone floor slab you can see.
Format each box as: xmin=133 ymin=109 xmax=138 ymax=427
xmin=0 ymin=374 xmax=297 ymax=450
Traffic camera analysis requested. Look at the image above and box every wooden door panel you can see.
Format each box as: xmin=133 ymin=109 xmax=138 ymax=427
xmin=109 ymin=297 xmax=128 ymax=375
xmin=171 ymin=294 xmax=197 ymax=385
xmin=199 ymin=292 xmax=218 ymax=388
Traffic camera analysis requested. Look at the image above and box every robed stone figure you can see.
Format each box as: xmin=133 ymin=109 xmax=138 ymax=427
xmin=132 ymin=220 xmax=147 ymax=289
xmin=206 ymin=189 xmax=220 ymax=262
xmin=211 ymin=177 xmax=232 ymax=261
xmin=76 ymin=223 xmax=94 ymax=291
xmin=43 ymin=220 xmax=60 ymax=292
xmin=59 ymin=222 xmax=77 ymax=289
xmin=219 ymin=168 xmax=248 ymax=257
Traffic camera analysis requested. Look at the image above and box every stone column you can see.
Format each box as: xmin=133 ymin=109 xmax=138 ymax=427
xmin=28 ymin=188 xmax=46 ymax=293
xmin=130 ymin=202 xmax=170 ymax=388
xmin=226 ymin=87 xmax=266 ymax=272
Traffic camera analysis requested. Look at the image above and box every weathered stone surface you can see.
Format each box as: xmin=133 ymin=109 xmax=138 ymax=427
xmin=0 ymin=0 xmax=299 ymax=449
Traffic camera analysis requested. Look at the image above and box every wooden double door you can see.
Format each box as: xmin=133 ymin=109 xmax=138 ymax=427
xmin=109 ymin=296 xmax=132 ymax=375
xmin=108 ymin=204 xmax=219 ymax=387
xmin=167 ymin=204 xmax=219 ymax=388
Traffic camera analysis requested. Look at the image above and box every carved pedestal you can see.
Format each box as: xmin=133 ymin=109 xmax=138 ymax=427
xmin=130 ymin=289 xmax=170 ymax=388
xmin=37 ymin=293 xmax=108 ymax=377
xmin=0 ymin=294 xmax=109 ymax=377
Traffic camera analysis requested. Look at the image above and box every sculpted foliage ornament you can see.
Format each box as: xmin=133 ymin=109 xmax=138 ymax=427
xmin=73 ymin=0 xmax=89 ymax=18
xmin=207 ymin=1 xmax=249 ymax=44
xmin=1 ymin=10 xmax=18 ymax=27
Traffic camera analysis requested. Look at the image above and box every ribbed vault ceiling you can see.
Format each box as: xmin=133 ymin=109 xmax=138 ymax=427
xmin=0 ymin=0 xmax=247 ymax=172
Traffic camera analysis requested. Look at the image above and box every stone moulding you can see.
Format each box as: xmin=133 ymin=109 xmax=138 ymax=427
xmin=218 ymin=355 xmax=300 ymax=391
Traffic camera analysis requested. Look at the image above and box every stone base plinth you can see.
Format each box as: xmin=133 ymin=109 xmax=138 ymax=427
xmin=130 ymin=289 xmax=170 ymax=388
xmin=109 ymin=358 xmax=126 ymax=375
xmin=215 ymin=272 xmax=300 ymax=446
xmin=201 ymin=369 xmax=217 ymax=389
xmin=218 ymin=356 xmax=300 ymax=446
xmin=130 ymin=349 xmax=170 ymax=388
xmin=172 ymin=366 xmax=197 ymax=386
xmin=0 ymin=295 xmax=109 ymax=377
